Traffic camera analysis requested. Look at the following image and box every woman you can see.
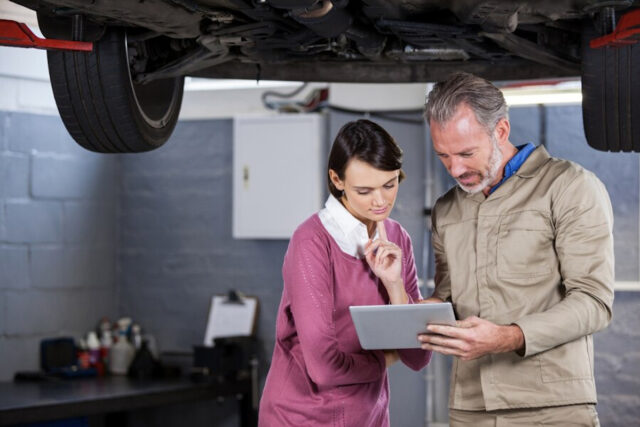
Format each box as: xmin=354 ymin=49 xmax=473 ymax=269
xmin=259 ymin=119 xmax=431 ymax=426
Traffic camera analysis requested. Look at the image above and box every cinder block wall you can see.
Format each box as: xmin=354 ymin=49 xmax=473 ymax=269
xmin=0 ymin=111 xmax=118 ymax=380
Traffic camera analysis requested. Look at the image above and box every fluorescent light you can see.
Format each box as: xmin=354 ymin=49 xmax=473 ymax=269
xmin=504 ymin=91 xmax=582 ymax=106
xmin=184 ymin=77 xmax=304 ymax=91
xmin=501 ymin=80 xmax=582 ymax=106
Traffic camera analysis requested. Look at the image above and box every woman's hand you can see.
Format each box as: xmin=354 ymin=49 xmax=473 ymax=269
xmin=365 ymin=221 xmax=408 ymax=304
xmin=383 ymin=350 xmax=400 ymax=367
xmin=419 ymin=296 xmax=444 ymax=304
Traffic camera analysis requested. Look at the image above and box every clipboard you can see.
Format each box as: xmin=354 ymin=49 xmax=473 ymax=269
xmin=203 ymin=290 xmax=259 ymax=346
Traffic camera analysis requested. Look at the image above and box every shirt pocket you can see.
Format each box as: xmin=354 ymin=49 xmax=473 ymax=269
xmin=497 ymin=211 xmax=554 ymax=281
xmin=540 ymin=336 xmax=593 ymax=382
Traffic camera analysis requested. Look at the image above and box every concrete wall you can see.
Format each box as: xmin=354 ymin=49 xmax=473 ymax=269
xmin=0 ymin=111 xmax=119 ymax=381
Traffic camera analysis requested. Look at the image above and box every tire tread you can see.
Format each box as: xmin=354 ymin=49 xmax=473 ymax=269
xmin=47 ymin=29 xmax=183 ymax=153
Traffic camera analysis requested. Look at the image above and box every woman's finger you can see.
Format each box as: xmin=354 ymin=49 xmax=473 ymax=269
xmin=377 ymin=221 xmax=388 ymax=241
xmin=382 ymin=241 xmax=400 ymax=254
xmin=376 ymin=247 xmax=392 ymax=267
xmin=364 ymin=239 xmax=382 ymax=255
xmin=375 ymin=247 xmax=384 ymax=266
xmin=365 ymin=247 xmax=376 ymax=267
xmin=377 ymin=242 xmax=400 ymax=260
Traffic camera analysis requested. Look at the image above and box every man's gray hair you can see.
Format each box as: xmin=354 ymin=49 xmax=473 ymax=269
xmin=424 ymin=72 xmax=509 ymax=134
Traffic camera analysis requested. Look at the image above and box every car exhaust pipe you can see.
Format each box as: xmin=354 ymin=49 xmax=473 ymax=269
xmin=285 ymin=0 xmax=352 ymax=38
xmin=268 ymin=0 xmax=385 ymax=57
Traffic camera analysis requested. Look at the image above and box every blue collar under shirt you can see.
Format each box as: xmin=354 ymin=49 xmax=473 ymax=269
xmin=489 ymin=143 xmax=536 ymax=194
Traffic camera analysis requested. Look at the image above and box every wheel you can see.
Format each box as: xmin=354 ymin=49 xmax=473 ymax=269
xmin=581 ymin=20 xmax=640 ymax=152
xmin=47 ymin=28 xmax=184 ymax=153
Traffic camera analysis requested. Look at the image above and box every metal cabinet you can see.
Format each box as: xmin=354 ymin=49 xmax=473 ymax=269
xmin=233 ymin=114 xmax=325 ymax=238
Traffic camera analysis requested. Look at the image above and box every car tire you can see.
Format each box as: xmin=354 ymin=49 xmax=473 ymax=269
xmin=581 ymin=21 xmax=640 ymax=152
xmin=47 ymin=28 xmax=184 ymax=153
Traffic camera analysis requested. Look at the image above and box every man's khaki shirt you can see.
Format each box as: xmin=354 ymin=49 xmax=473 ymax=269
xmin=431 ymin=146 xmax=614 ymax=411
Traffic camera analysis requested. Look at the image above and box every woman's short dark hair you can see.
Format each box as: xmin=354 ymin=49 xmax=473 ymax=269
xmin=327 ymin=119 xmax=405 ymax=199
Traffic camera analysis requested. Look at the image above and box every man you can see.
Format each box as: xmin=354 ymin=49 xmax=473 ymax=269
xmin=419 ymin=72 xmax=614 ymax=426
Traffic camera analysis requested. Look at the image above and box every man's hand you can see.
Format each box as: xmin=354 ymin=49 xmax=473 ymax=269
xmin=418 ymin=316 xmax=524 ymax=361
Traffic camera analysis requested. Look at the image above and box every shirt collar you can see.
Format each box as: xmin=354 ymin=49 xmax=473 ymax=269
xmin=322 ymin=195 xmax=378 ymax=257
xmin=515 ymin=144 xmax=552 ymax=177
xmin=325 ymin=194 xmax=366 ymax=237
xmin=488 ymin=143 xmax=537 ymax=194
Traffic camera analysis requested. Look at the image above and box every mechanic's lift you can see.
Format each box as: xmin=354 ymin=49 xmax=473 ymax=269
xmin=590 ymin=8 xmax=640 ymax=48
xmin=0 ymin=19 xmax=92 ymax=51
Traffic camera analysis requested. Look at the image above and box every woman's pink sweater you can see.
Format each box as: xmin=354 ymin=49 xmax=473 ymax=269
xmin=259 ymin=214 xmax=431 ymax=426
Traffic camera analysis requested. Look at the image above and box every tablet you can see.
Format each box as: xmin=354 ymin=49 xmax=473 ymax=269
xmin=349 ymin=302 xmax=456 ymax=350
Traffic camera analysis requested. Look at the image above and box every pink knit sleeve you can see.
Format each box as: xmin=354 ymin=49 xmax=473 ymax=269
xmin=396 ymin=228 xmax=432 ymax=371
xmin=283 ymin=235 xmax=386 ymax=387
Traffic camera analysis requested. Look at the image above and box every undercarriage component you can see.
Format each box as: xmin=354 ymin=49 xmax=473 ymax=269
xmin=268 ymin=0 xmax=387 ymax=59
xmin=376 ymin=19 xmax=507 ymax=61
xmin=192 ymin=57 xmax=578 ymax=83
xmin=453 ymin=1 xmax=520 ymax=32
xmin=289 ymin=0 xmax=352 ymax=38
xmin=136 ymin=43 xmax=230 ymax=84
xmin=32 ymin=0 xmax=203 ymax=38
xmin=481 ymin=31 xmax=580 ymax=73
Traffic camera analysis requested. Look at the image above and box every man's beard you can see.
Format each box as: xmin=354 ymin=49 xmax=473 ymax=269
xmin=457 ymin=137 xmax=503 ymax=194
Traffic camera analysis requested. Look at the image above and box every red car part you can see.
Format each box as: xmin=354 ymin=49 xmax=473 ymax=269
xmin=590 ymin=9 xmax=640 ymax=48
xmin=0 ymin=19 xmax=92 ymax=51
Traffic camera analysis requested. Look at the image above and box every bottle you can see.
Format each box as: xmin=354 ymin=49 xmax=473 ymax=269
xmin=87 ymin=332 xmax=100 ymax=365
xmin=128 ymin=340 xmax=160 ymax=379
xmin=100 ymin=329 xmax=113 ymax=374
xmin=117 ymin=317 xmax=133 ymax=338
xmin=98 ymin=317 xmax=112 ymax=338
xmin=143 ymin=334 xmax=159 ymax=359
xmin=87 ymin=331 xmax=104 ymax=376
xmin=109 ymin=325 xmax=135 ymax=375
xmin=77 ymin=338 xmax=91 ymax=370
xmin=131 ymin=324 xmax=142 ymax=350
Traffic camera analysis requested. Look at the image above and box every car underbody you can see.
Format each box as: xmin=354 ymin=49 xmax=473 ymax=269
xmin=5 ymin=0 xmax=640 ymax=153
xmin=12 ymin=0 xmax=625 ymax=82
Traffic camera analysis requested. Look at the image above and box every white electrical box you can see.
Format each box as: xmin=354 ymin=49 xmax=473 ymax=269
xmin=233 ymin=114 xmax=325 ymax=239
